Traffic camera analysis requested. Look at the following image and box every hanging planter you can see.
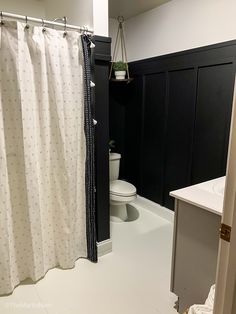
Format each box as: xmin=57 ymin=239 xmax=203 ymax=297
xmin=113 ymin=61 xmax=127 ymax=80
xmin=109 ymin=16 xmax=133 ymax=83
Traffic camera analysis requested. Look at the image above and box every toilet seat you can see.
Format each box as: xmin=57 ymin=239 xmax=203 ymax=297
xmin=110 ymin=180 xmax=136 ymax=197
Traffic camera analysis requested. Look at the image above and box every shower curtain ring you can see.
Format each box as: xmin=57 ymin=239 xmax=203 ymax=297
xmin=83 ymin=26 xmax=88 ymax=36
xmin=42 ymin=19 xmax=46 ymax=33
xmin=0 ymin=11 xmax=4 ymax=25
xmin=82 ymin=26 xmax=87 ymax=35
xmin=25 ymin=16 xmax=29 ymax=30
xmin=63 ymin=16 xmax=67 ymax=37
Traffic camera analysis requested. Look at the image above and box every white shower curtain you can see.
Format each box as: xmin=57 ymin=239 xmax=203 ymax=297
xmin=0 ymin=21 xmax=87 ymax=295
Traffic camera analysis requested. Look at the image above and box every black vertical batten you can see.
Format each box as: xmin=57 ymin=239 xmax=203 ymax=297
xmin=138 ymin=75 xmax=146 ymax=190
xmin=163 ymin=68 xmax=197 ymax=208
xmin=94 ymin=36 xmax=111 ymax=242
xmin=81 ymin=35 xmax=97 ymax=262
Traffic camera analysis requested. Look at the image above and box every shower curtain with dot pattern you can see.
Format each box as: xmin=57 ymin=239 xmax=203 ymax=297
xmin=0 ymin=21 xmax=90 ymax=295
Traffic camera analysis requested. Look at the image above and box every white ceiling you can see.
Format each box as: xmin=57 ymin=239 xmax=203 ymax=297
xmin=109 ymin=0 xmax=171 ymax=19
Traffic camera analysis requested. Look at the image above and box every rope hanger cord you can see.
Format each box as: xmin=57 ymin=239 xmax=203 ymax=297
xmin=109 ymin=16 xmax=130 ymax=80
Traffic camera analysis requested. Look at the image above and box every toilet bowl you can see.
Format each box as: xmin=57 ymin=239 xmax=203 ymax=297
xmin=109 ymin=153 xmax=137 ymax=222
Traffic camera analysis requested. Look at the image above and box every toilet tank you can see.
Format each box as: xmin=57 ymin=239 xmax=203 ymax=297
xmin=109 ymin=153 xmax=121 ymax=181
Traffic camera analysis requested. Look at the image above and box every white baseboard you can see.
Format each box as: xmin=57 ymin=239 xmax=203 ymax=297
xmin=97 ymin=239 xmax=112 ymax=257
xmin=134 ymin=195 xmax=174 ymax=223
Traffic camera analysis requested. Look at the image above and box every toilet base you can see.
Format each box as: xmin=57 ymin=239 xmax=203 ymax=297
xmin=110 ymin=203 xmax=140 ymax=223
xmin=110 ymin=204 xmax=128 ymax=222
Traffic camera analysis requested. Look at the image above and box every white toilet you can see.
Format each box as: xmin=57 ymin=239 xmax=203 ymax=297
xmin=109 ymin=152 xmax=137 ymax=222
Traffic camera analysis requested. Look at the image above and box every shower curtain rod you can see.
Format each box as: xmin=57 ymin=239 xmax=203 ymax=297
xmin=0 ymin=11 xmax=93 ymax=34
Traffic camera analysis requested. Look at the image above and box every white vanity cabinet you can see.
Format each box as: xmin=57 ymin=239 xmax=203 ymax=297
xmin=170 ymin=177 xmax=224 ymax=313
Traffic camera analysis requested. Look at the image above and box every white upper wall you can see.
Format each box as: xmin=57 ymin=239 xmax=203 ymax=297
xmin=110 ymin=0 xmax=236 ymax=62
xmin=109 ymin=18 xmax=122 ymax=60
xmin=0 ymin=0 xmax=108 ymax=36
xmin=44 ymin=0 xmax=93 ymax=30
xmin=93 ymin=0 xmax=108 ymax=36
xmin=0 ymin=0 xmax=46 ymax=17
xmin=45 ymin=0 xmax=108 ymax=35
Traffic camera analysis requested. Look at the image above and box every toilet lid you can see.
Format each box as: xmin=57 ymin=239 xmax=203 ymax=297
xmin=110 ymin=180 xmax=136 ymax=197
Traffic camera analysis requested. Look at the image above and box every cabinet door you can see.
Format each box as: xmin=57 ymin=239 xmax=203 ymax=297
xmin=191 ymin=64 xmax=235 ymax=184
xmin=140 ymin=72 xmax=166 ymax=204
xmin=164 ymin=69 xmax=197 ymax=209
xmin=172 ymin=201 xmax=221 ymax=313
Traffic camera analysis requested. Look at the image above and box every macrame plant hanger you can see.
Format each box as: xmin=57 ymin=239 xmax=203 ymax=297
xmin=109 ymin=16 xmax=133 ymax=83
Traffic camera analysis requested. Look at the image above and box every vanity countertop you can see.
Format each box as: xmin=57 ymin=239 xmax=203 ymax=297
xmin=170 ymin=177 xmax=225 ymax=216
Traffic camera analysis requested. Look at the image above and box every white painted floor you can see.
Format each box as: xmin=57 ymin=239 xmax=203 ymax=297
xmin=0 ymin=197 xmax=178 ymax=314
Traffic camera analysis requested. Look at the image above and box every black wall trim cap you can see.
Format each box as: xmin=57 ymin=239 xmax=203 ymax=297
xmin=94 ymin=35 xmax=112 ymax=43
xmin=94 ymin=54 xmax=111 ymax=62
xmin=94 ymin=36 xmax=111 ymax=62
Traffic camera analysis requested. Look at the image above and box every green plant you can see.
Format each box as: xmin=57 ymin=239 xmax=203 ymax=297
xmin=113 ymin=61 xmax=127 ymax=72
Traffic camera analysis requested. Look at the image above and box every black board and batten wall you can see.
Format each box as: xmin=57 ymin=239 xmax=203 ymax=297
xmin=110 ymin=40 xmax=236 ymax=210
xmin=94 ymin=36 xmax=111 ymax=242
xmin=94 ymin=38 xmax=236 ymax=243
